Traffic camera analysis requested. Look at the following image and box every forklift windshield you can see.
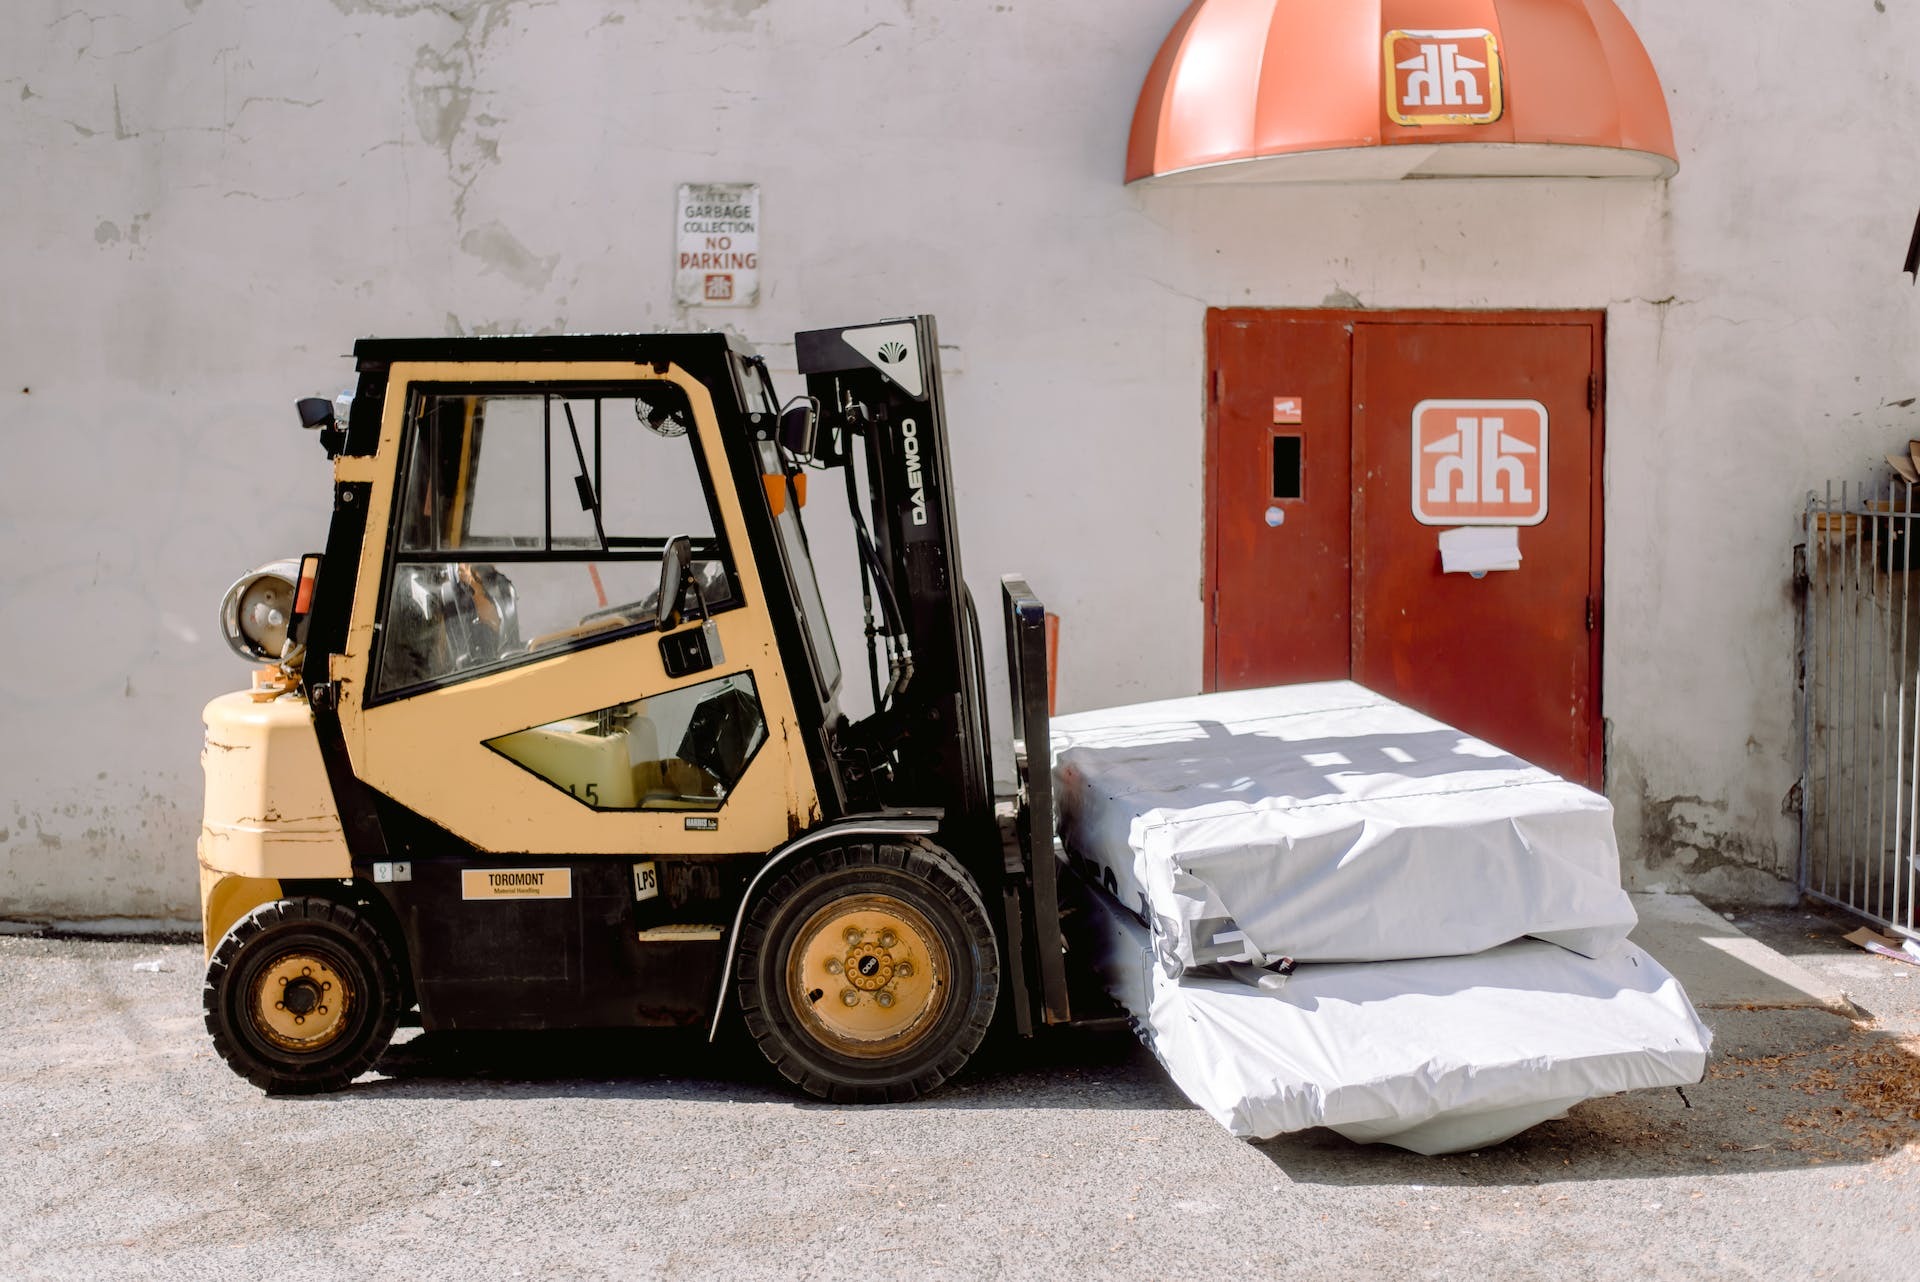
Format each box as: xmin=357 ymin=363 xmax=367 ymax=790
xmin=374 ymin=384 xmax=737 ymax=697
xmin=739 ymin=357 xmax=841 ymax=702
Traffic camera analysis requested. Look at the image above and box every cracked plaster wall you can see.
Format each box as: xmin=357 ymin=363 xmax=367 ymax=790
xmin=1 ymin=0 xmax=1914 ymax=919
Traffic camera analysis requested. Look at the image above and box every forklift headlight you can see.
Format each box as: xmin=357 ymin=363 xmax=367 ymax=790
xmin=220 ymin=559 xmax=303 ymax=662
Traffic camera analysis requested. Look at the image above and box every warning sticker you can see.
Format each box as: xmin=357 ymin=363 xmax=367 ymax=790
xmin=632 ymin=861 xmax=659 ymax=902
xmin=461 ymin=868 xmax=573 ymax=900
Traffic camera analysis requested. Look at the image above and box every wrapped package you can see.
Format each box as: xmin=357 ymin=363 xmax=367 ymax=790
xmin=1052 ymin=682 xmax=1636 ymax=972
xmin=1083 ymin=886 xmax=1712 ymax=1154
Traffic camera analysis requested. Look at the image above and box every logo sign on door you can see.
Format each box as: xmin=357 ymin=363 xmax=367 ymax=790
xmin=1412 ymin=399 xmax=1548 ymax=527
xmin=1385 ymin=29 xmax=1504 ymax=127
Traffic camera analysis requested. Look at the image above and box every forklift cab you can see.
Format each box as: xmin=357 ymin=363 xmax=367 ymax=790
xmin=337 ymin=358 xmax=826 ymax=872
xmin=199 ymin=321 xmax=1069 ymax=1102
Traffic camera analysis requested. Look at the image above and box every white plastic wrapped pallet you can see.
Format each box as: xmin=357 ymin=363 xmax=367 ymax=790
xmin=1051 ymin=682 xmax=1637 ymax=972
xmin=1084 ymin=887 xmax=1713 ymax=1154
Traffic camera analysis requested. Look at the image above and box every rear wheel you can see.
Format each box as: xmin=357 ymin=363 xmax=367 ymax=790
xmin=203 ymin=896 xmax=401 ymax=1095
xmin=736 ymin=840 xmax=998 ymax=1103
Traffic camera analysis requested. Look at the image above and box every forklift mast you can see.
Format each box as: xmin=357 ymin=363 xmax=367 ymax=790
xmin=795 ymin=319 xmax=994 ymax=841
xmin=796 ymin=317 xmax=1071 ymax=1033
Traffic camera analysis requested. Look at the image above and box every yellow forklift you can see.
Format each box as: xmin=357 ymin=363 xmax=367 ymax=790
xmin=199 ymin=317 xmax=1077 ymax=1100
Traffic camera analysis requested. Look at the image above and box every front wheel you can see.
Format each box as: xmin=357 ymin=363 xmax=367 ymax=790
xmin=736 ymin=839 xmax=999 ymax=1104
xmin=203 ymin=896 xmax=402 ymax=1095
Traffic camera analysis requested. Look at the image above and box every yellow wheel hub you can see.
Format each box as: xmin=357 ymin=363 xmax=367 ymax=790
xmin=787 ymin=894 xmax=948 ymax=1059
xmin=250 ymin=952 xmax=351 ymax=1054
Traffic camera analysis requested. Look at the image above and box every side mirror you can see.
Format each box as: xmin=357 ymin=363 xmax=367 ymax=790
xmin=657 ymin=535 xmax=693 ymax=630
xmin=778 ymin=397 xmax=818 ymax=459
xmin=656 ymin=534 xmax=724 ymax=678
xmin=297 ymin=396 xmax=347 ymax=459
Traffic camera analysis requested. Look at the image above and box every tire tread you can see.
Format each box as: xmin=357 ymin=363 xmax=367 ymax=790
xmin=202 ymin=895 xmax=402 ymax=1096
xmin=734 ymin=839 xmax=998 ymax=1105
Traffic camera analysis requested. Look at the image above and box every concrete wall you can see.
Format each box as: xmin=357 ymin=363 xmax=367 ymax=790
xmin=4 ymin=0 xmax=1916 ymax=920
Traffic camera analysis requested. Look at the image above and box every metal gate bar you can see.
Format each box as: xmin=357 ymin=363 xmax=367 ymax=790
xmin=1800 ymin=479 xmax=1920 ymax=938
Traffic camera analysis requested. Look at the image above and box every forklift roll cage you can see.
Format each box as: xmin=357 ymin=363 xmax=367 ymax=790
xmin=278 ymin=318 xmax=1072 ymax=1052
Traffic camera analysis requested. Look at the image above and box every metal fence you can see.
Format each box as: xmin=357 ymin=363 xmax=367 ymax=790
xmin=1801 ymin=481 xmax=1920 ymax=938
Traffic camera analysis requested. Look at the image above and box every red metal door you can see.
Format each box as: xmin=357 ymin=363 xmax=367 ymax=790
xmin=1206 ymin=311 xmax=1603 ymax=787
xmin=1352 ymin=320 xmax=1601 ymax=786
xmin=1207 ymin=313 xmax=1354 ymax=689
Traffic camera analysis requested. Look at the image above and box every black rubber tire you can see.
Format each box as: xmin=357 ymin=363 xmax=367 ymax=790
xmin=203 ymin=896 xmax=402 ymax=1095
xmin=736 ymin=839 xmax=999 ymax=1104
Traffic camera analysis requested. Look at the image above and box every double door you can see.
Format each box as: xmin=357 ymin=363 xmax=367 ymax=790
xmin=1206 ymin=310 xmax=1604 ymax=787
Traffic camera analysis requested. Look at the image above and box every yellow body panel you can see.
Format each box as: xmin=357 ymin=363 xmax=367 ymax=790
xmin=199 ymin=690 xmax=351 ymax=879
xmin=199 ymin=868 xmax=282 ymax=957
xmin=335 ymin=360 xmax=821 ymax=856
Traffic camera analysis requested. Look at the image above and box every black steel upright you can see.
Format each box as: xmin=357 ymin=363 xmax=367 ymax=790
xmin=795 ymin=317 xmax=996 ymax=870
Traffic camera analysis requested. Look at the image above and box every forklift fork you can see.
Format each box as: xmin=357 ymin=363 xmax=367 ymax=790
xmin=1001 ymin=575 xmax=1072 ymax=1034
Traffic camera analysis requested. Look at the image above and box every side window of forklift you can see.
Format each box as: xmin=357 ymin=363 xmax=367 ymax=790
xmin=374 ymin=383 xmax=738 ymax=698
xmin=484 ymin=673 xmax=768 ymax=811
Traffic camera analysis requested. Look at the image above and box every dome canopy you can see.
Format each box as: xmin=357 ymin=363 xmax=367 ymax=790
xmin=1126 ymin=0 xmax=1676 ymax=184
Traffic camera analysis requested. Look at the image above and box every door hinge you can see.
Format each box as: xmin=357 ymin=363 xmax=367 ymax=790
xmin=1212 ymin=369 xmax=1224 ymax=403
xmin=1587 ymin=373 xmax=1599 ymax=412
xmin=1586 ymin=597 xmax=1598 ymax=632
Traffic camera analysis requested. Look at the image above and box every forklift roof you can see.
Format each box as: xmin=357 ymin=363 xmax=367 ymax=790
xmin=350 ymin=331 xmax=758 ymax=367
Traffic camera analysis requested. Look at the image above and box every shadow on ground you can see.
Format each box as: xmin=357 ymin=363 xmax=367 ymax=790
xmin=353 ymin=1020 xmax=1191 ymax=1114
xmin=1258 ymin=1008 xmax=1920 ymax=1187
xmin=338 ymin=999 xmax=1920 ymax=1190
xmin=251 ymin=896 xmax=1920 ymax=1188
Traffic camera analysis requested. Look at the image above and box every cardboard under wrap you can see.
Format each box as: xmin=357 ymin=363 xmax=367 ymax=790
xmin=1051 ymin=682 xmax=1637 ymax=972
xmin=1084 ymin=887 xmax=1712 ymax=1154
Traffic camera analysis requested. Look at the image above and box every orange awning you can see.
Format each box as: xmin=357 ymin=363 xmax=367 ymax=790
xmin=1126 ymin=0 xmax=1676 ymax=184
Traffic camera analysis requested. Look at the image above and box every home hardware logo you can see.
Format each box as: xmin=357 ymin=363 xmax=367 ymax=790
xmin=1411 ymin=399 xmax=1548 ymax=527
xmin=1385 ymin=29 xmax=1504 ymax=127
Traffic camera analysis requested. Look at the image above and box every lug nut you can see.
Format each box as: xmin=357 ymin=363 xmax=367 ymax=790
xmin=840 ymin=989 xmax=860 ymax=1007
xmin=844 ymin=928 xmax=863 ymax=946
xmin=877 ymin=929 xmax=897 ymax=949
xmin=894 ymin=961 xmax=913 ymax=978
xmin=825 ymin=958 xmax=843 ymax=975
xmin=875 ymin=991 xmax=894 ymax=1008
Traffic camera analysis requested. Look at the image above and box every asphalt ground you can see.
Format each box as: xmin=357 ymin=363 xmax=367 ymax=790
xmin=1 ymin=903 xmax=1916 ymax=1281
